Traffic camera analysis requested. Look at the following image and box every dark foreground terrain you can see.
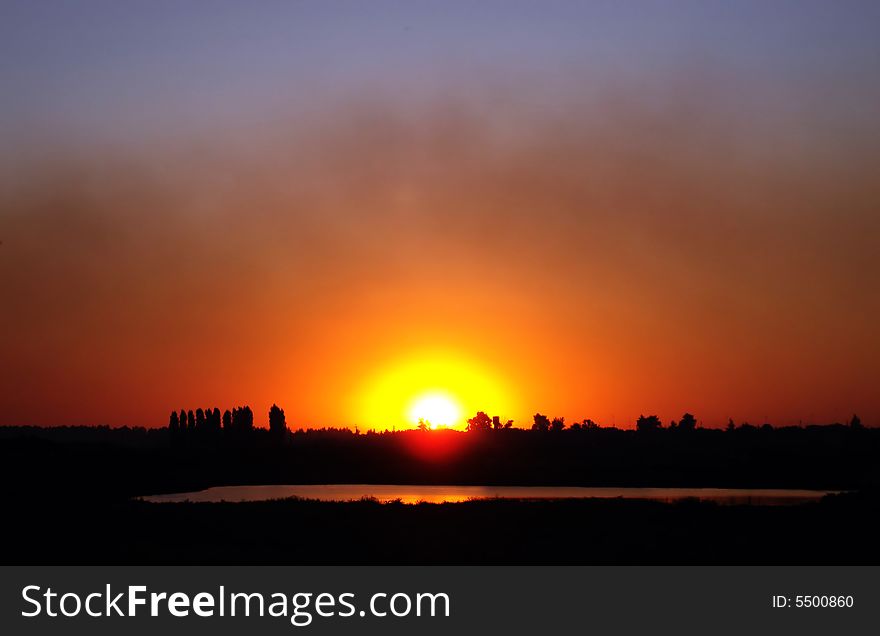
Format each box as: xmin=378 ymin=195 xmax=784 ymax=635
xmin=1 ymin=423 xmax=878 ymax=564
xmin=4 ymin=492 xmax=880 ymax=564
xmin=1 ymin=423 xmax=878 ymax=494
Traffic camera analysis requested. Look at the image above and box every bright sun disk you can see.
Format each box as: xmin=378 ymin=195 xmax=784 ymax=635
xmin=408 ymin=393 xmax=461 ymax=428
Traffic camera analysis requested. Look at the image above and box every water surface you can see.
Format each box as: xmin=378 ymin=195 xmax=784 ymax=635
xmin=142 ymin=485 xmax=834 ymax=505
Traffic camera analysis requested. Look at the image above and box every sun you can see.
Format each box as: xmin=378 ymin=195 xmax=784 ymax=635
xmin=353 ymin=350 xmax=517 ymax=431
xmin=408 ymin=392 xmax=461 ymax=428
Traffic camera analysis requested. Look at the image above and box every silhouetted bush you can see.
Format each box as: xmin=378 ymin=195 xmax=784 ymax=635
xmin=466 ymin=411 xmax=492 ymax=432
xmin=269 ymin=404 xmax=287 ymax=436
xmin=678 ymin=413 xmax=697 ymax=431
xmin=636 ymin=414 xmax=663 ymax=432
xmin=532 ymin=413 xmax=550 ymax=432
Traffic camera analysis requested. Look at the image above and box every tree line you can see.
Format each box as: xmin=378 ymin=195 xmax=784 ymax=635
xmin=463 ymin=411 xmax=864 ymax=432
xmin=462 ymin=411 xmax=689 ymax=432
xmin=167 ymin=405 xmax=865 ymax=436
xmin=168 ymin=404 xmax=288 ymax=435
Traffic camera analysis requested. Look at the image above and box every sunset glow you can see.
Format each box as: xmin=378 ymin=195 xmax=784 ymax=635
xmin=355 ymin=353 xmax=514 ymax=431
xmin=0 ymin=2 xmax=878 ymax=430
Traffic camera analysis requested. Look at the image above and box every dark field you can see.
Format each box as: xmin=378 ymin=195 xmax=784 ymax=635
xmin=2 ymin=424 xmax=878 ymax=495
xmin=4 ymin=493 xmax=879 ymax=564
xmin=2 ymin=424 xmax=878 ymax=564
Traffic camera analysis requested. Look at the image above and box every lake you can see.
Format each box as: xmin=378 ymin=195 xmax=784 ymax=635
xmin=142 ymin=485 xmax=835 ymax=505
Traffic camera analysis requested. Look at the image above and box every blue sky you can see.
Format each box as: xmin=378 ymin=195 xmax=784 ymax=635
xmin=3 ymin=1 xmax=879 ymax=146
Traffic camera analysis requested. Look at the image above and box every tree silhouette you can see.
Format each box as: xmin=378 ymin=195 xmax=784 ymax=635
xmin=232 ymin=406 xmax=254 ymax=432
xmin=636 ymin=414 xmax=662 ymax=432
xmin=243 ymin=406 xmax=254 ymax=429
xmin=490 ymin=416 xmax=513 ymax=430
xmin=850 ymin=414 xmax=863 ymax=429
xmin=550 ymin=417 xmax=565 ymax=432
xmin=169 ymin=410 xmax=179 ymax=432
xmin=532 ymin=413 xmax=551 ymax=432
xmin=571 ymin=419 xmax=598 ymax=430
xmin=467 ymin=411 xmax=492 ymax=432
xmin=195 ymin=408 xmax=206 ymax=431
xmin=416 ymin=418 xmax=430 ymax=431
xmin=678 ymin=413 xmax=697 ymax=431
xmin=269 ymin=404 xmax=287 ymax=435
xmin=186 ymin=410 xmax=195 ymax=431
xmin=222 ymin=409 xmax=232 ymax=431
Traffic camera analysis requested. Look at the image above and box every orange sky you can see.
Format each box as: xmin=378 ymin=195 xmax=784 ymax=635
xmin=1 ymin=4 xmax=879 ymax=429
xmin=2 ymin=86 xmax=877 ymax=429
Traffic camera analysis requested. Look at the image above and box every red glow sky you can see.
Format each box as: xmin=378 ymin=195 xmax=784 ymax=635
xmin=1 ymin=2 xmax=878 ymax=428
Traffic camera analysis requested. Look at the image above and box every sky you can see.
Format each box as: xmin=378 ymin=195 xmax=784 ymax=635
xmin=1 ymin=1 xmax=879 ymax=429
